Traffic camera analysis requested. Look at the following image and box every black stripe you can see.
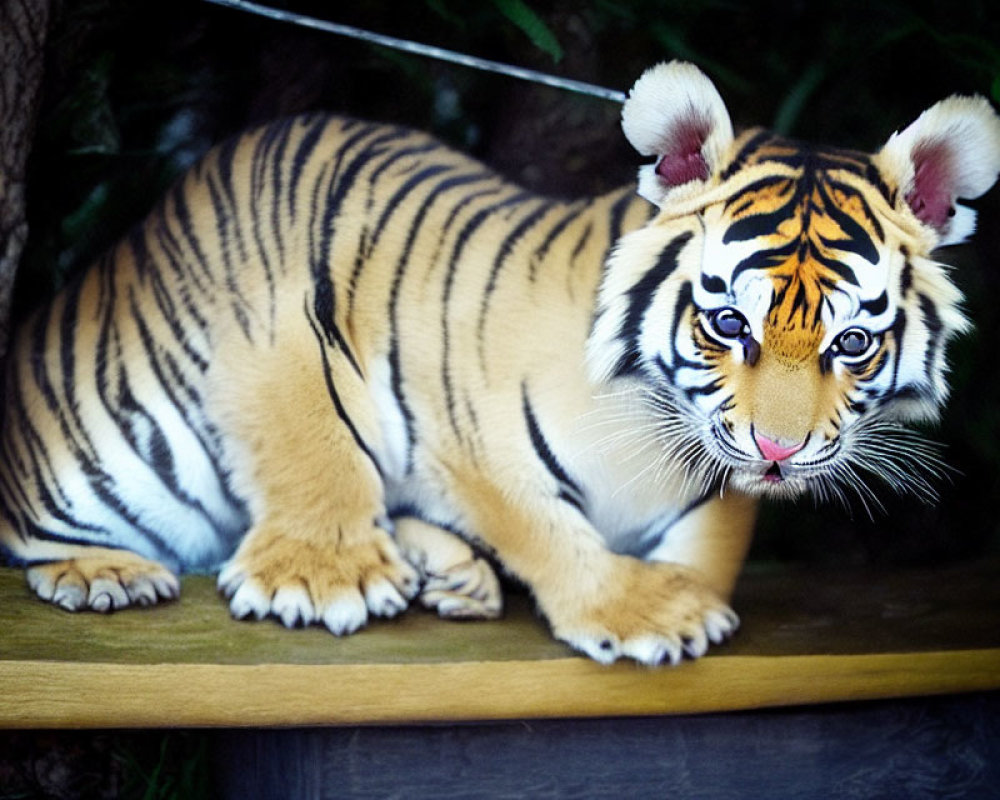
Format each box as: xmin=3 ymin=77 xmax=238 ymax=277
xmin=244 ymin=121 xmax=290 ymax=335
xmin=287 ymin=115 xmax=330 ymax=223
xmin=211 ymin=136 xmax=248 ymax=266
xmin=204 ymin=168 xmax=253 ymax=343
xmin=387 ymin=170 xmax=496 ymax=473
xmin=864 ymin=161 xmax=895 ymax=207
xmin=366 ymin=142 xmax=446 ymax=244
xmin=918 ymin=293 xmax=943 ymax=381
xmin=529 ymin=200 xmax=587 ymax=280
xmin=0 ymin=400 xmax=39 ymax=525
xmin=305 ymin=300 xmax=383 ymax=478
xmin=5 ymin=374 xmax=104 ymax=538
xmin=684 ymin=377 xmax=724 ymax=400
xmin=347 ymin=161 xmax=452 ymax=315
xmin=883 ymin=384 xmax=935 ymax=405
xmin=862 ymin=347 xmax=891 ymax=383
xmin=440 ymin=190 xmax=530 ymax=438
xmin=814 ymin=179 xmax=879 ymax=264
xmin=169 ymin=179 xmax=217 ymax=288
xmin=521 ymin=384 xmax=584 ymax=512
xmin=113 ymin=367 xmax=179 ymax=491
xmin=569 ymin=221 xmax=593 ymax=268
xmin=900 ymin=260 xmax=914 ymax=297
xmin=122 ymin=291 xmax=246 ymax=539
xmin=606 ymin=191 xmax=638 ymax=255
xmin=723 ymin=181 xmax=798 ymax=244
xmin=147 ymin=267 xmax=210 ymax=373
xmin=859 ymin=291 xmax=888 ymax=317
xmin=30 ymin=301 xmax=59 ymax=414
xmin=722 ymin=174 xmax=793 ymax=214
xmin=311 ymin=124 xmax=406 ymax=376
xmin=308 ymin=125 xmax=386 ymax=350
xmin=630 ymin=492 xmax=713 ymax=560
xmin=731 ymin=238 xmax=798 ymax=284
xmin=612 ymin=232 xmax=694 ymax=378
xmin=669 ymin=282 xmax=698 ymax=374
xmin=887 ymin=308 xmax=907 ymax=396
xmin=700 ymin=273 xmax=727 ymax=294
xmin=154 ymin=192 xmax=211 ymax=297
xmin=477 ymin=198 xmax=553 ymax=344
xmin=269 ymin=118 xmax=297 ymax=266
xmin=10 ymin=516 xmax=117 ymax=558
xmin=58 ymin=280 xmax=81 ymax=418
xmin=720 ymin=130 xmax=772 ymax=180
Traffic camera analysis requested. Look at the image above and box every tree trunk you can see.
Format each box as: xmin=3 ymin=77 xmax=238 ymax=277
xmin=0 ymin=0 xmax=50 ymax=358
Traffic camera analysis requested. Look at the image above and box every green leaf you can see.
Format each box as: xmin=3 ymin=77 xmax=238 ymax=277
xmin=424 ymin=0 xmax=466 ymax=28
xmin=648 ymin=21 xmax=752 ymax=95
xmin=773 ymin=62 xmax=826 ymax=135
xmin=490 ymin=0 xmax=563 ymax=63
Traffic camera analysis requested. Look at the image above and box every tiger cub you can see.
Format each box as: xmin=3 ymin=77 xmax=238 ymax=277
xmin=1 ymin=62 xmax=997 ymax=664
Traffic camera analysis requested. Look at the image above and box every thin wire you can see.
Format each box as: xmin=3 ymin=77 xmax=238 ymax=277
xmin=202 ymin=0 xmax=628 ymax=104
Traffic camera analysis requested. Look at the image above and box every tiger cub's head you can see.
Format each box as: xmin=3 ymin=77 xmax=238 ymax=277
xmin=588 ymin=62 xmax=1000 ymax=502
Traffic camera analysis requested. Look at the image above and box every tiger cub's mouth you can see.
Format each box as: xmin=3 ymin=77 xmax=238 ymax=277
xmin=696 ymin=422 xmax=817 ymax=498
xmin=713 ymin=418 xmax=947 ymax=509
xmin=705 ymin=421 xmax=842 ymax=499
xmin=762 ymin=462 xmax=785 ymax=484
xmin=725 ymin=456 xmax=814 ymax=498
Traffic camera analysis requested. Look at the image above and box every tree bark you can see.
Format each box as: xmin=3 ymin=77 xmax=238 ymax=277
xmin=0 ymin=0 xmax=50 ymax=358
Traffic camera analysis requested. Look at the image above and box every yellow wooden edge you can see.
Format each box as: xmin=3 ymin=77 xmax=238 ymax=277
xmin=2 ymin=649 xmax=998 ymax=729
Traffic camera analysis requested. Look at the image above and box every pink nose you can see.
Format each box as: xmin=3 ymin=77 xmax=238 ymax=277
xmin=754 ymin=431 xmax=805 ymax=462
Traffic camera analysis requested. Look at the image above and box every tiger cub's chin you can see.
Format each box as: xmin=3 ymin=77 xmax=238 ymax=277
xmin=1 ymin=61 xmax=998 ymax=667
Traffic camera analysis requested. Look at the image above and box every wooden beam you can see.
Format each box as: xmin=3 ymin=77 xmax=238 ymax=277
xmin=1 ymin=560 xmax=998 ymax=728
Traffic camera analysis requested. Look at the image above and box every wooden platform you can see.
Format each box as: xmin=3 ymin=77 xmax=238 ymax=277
xmin=1 ymin=559 xmax=998 ymax=729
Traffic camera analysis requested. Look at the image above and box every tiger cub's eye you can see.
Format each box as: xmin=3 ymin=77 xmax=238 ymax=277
xmin=710 ymin=307 xmax=749 ymax=339
xmin=834 ymin=327 xmax=873 ymax=357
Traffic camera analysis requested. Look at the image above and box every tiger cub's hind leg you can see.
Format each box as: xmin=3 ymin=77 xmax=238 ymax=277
xmin=394 ymin=517 xmax=503 ymax=620
xmin=23 ymin=545 xmax=180 ymax=613
xmin=213 ymin=321 xmax=420 ymax=635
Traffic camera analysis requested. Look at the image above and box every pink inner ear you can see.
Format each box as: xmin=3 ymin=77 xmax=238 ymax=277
xmin=655 ymin=114 xmax=710 ymax=187
xmin=905 ymin=139 xmax=955 ymax=230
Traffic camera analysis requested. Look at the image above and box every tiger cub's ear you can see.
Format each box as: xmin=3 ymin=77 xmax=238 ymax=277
xmin=877 ymin=95 xmax=1000 ymax=247
xmin=621 ymin=61 xmax=735 ymax=208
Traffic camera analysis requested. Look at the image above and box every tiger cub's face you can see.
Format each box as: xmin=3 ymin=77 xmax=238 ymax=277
xmin=589 ymin=62 xmax=1000 ymax=503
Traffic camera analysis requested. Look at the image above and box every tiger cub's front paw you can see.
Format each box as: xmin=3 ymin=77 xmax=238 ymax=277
xmin=27 ymin=551 xmax=180 ymax=613
xmin=217 ymin=521 xmax=420 ymax=635
xmin=543 ymin=557 xmax=739 ymax=666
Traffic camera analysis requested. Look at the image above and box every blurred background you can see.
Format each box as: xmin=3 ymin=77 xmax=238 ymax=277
xmin=16 ymin=0 xmax=999 ymax=569
xmin=4 ymin=2 xmax=999 ymax=796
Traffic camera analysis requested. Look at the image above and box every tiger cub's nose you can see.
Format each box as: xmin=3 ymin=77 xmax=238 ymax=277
xmin=754 ymin=431 xmax=806 ymax=462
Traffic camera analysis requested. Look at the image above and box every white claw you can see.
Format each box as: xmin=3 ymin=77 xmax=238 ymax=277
xmin=272 ymin=586 xmax=315 ymax=628
xmin=364 ymin=578 xmax=408 ymax=618
xmin=702 ymin=611 xmax=724 ymax=643
xmin=682 ymin=630 xmax=709 ymax=659
xmin=228 ymin=582 xmax=269 ymax=621
xmin=52 ymin=583 xmax=86 ymax=611
xmin=322 ymin=594 xmax=368 ymax=636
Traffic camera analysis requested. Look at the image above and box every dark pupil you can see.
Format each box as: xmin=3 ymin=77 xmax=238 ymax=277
xmin=839 ymin=329 xmax=869 ymax=355
xmin=714 ymin=310 xmax=745 ymax=338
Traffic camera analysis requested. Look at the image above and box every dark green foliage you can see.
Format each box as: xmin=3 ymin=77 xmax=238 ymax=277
xmin=0 ymin=731 xmax=210 ymax=800
xmin=491 ymin=0 xmax=564 ymax=62
xmin=115 ymin=733 xmax=210 ymax=800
